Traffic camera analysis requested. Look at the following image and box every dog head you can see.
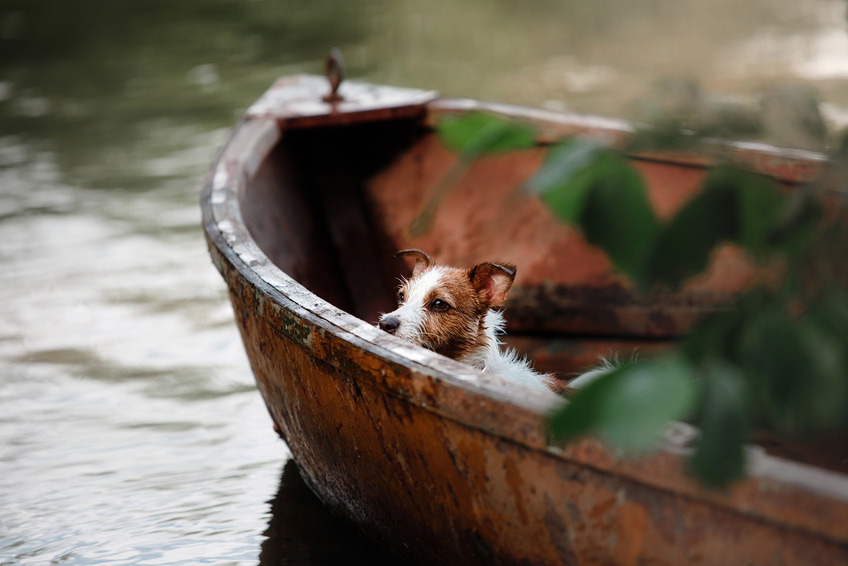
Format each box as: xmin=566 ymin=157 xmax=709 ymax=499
xmin=378 ymin=249 xmax=516 ymax=360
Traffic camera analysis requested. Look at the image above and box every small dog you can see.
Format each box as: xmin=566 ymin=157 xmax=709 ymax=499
xmin=378 ymin=249 xmax=555 ymax=392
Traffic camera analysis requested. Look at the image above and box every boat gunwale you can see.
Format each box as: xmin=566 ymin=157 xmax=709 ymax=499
xmin=427 ymin=97 xmax=828 ymax=186
xmin=200 ymin=77 xmax=848 ymax=546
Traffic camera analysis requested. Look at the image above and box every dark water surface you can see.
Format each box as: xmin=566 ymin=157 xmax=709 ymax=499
xmin=1 ymin=1 xmax=846 ymax=564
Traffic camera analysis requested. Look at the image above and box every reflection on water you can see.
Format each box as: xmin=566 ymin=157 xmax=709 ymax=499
xmin=260 ymin=461 xmax=395 ymax=566
xmin=1 ymin=0 xmax=846 ymax=564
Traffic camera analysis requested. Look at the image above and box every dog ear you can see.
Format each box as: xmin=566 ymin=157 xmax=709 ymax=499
xmin=395 ymin=249 xmax=435 ymax=278
xmin=469 ymin=262 xmax=516 ymax=308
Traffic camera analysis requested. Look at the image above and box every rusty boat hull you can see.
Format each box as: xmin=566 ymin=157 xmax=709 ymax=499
xmin=201 ymin=75 xmax=848 ymax=565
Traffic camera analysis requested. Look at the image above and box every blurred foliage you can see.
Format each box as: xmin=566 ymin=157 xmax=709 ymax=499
xmin=437 ymin=111 xmax=848 ymax=487
xmin=630 ymin=78 xmax=763 ymax=146
xmin=550 ymin=355 xmax=697 ymax=453
xmin=628 ymin=79 xmax=829 ymax=152
xmin=439 ymin=112 xmax=536 ymax=155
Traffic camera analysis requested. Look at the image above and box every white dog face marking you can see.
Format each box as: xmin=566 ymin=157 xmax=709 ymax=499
xmin=384 ymin=266 xmax=448 ymax=344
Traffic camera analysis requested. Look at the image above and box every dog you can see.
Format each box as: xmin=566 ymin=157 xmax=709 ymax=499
xmin=378 ymin=249 xmax=555 ymax=392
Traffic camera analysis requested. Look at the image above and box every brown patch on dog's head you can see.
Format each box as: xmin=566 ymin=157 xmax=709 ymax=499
xmin=415 ymin=265 xmax=487 ymax=360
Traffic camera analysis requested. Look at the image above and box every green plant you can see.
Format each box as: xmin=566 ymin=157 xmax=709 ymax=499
xmin=435 ymin=111 xmax=848 ymax=487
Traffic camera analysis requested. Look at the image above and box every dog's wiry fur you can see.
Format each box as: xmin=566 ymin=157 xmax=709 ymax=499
xmin=378 ymin=249 xmax=554 ymax=392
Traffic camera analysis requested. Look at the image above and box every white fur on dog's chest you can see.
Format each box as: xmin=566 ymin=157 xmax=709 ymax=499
xmin=459 ymin=310 xmax=553 ymax=392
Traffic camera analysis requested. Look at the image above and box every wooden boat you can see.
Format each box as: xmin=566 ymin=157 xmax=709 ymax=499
xmin=201 ymin=73 xmax=848 ymax=565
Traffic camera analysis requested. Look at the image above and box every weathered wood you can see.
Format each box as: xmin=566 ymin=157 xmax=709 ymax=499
xmin=202 ymin=75 xmax=848 ymax=565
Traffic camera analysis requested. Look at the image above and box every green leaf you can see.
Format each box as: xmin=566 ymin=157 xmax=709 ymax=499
xmin=690 ymin=360 xmax=750 ymax=488
xmin=645 ymin=167 xmax=785 ymax=288
xmin=769 ymin=189 xmax=821 ymax=261
xmin=739 ymin=306 xmax=848 ymax=433
xmin=646 ymin=180 xmax=736 ymax=288
xmin=536 ymin=145 xmax=659 ymax=281
xmin=437 ymin=112 xmax=536 ymax=156
xmin=808 ymin=290 xmax=848 ymax=342
xmin=550 ymin=355 xmax=697 ymax=452
xmin=730 ymin=168 xmax=785 ymax=257
xmin=578 ymin=155 xmax=660 ymax=282
xmin=681 ymin=289 xmax=768 ymax=364
xmin=533 ymin=143 xmax=602 ymax=224
xmin=526 ymin=138 xmax=607 ymax=197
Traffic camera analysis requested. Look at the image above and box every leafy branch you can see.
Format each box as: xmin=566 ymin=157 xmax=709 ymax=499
xmin=435 ymin=111 xmax=848 ymax=487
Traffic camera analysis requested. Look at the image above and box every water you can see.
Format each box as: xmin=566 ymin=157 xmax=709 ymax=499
xmin=1 ymin=1 xmax=846 ymax=564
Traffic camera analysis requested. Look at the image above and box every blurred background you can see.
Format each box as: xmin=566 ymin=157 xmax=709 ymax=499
xmin=1 ymin=0 xmax=846 ymax=563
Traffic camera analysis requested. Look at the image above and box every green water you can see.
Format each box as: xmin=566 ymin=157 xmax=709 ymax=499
xmin=1 ymin=0 xmax=845 ymax=563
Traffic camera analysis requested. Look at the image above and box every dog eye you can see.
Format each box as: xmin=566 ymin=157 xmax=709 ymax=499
xmin=430 ymin=299 xmax=450 ymax=312
xmin=397 ymin=291 xmax=405 ymax=303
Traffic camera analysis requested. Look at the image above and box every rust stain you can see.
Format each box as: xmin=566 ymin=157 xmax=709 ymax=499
xmin=544 ymin=494 xmax=580 ymax=565
xmin=614 ymin=501 xmax=648 ymax=566
xmin=503 ymin=455 xmax=528 ymax=525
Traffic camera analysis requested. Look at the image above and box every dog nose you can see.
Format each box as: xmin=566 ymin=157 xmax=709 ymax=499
xmin=379 ymin=316 xmax=399 ymax=334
